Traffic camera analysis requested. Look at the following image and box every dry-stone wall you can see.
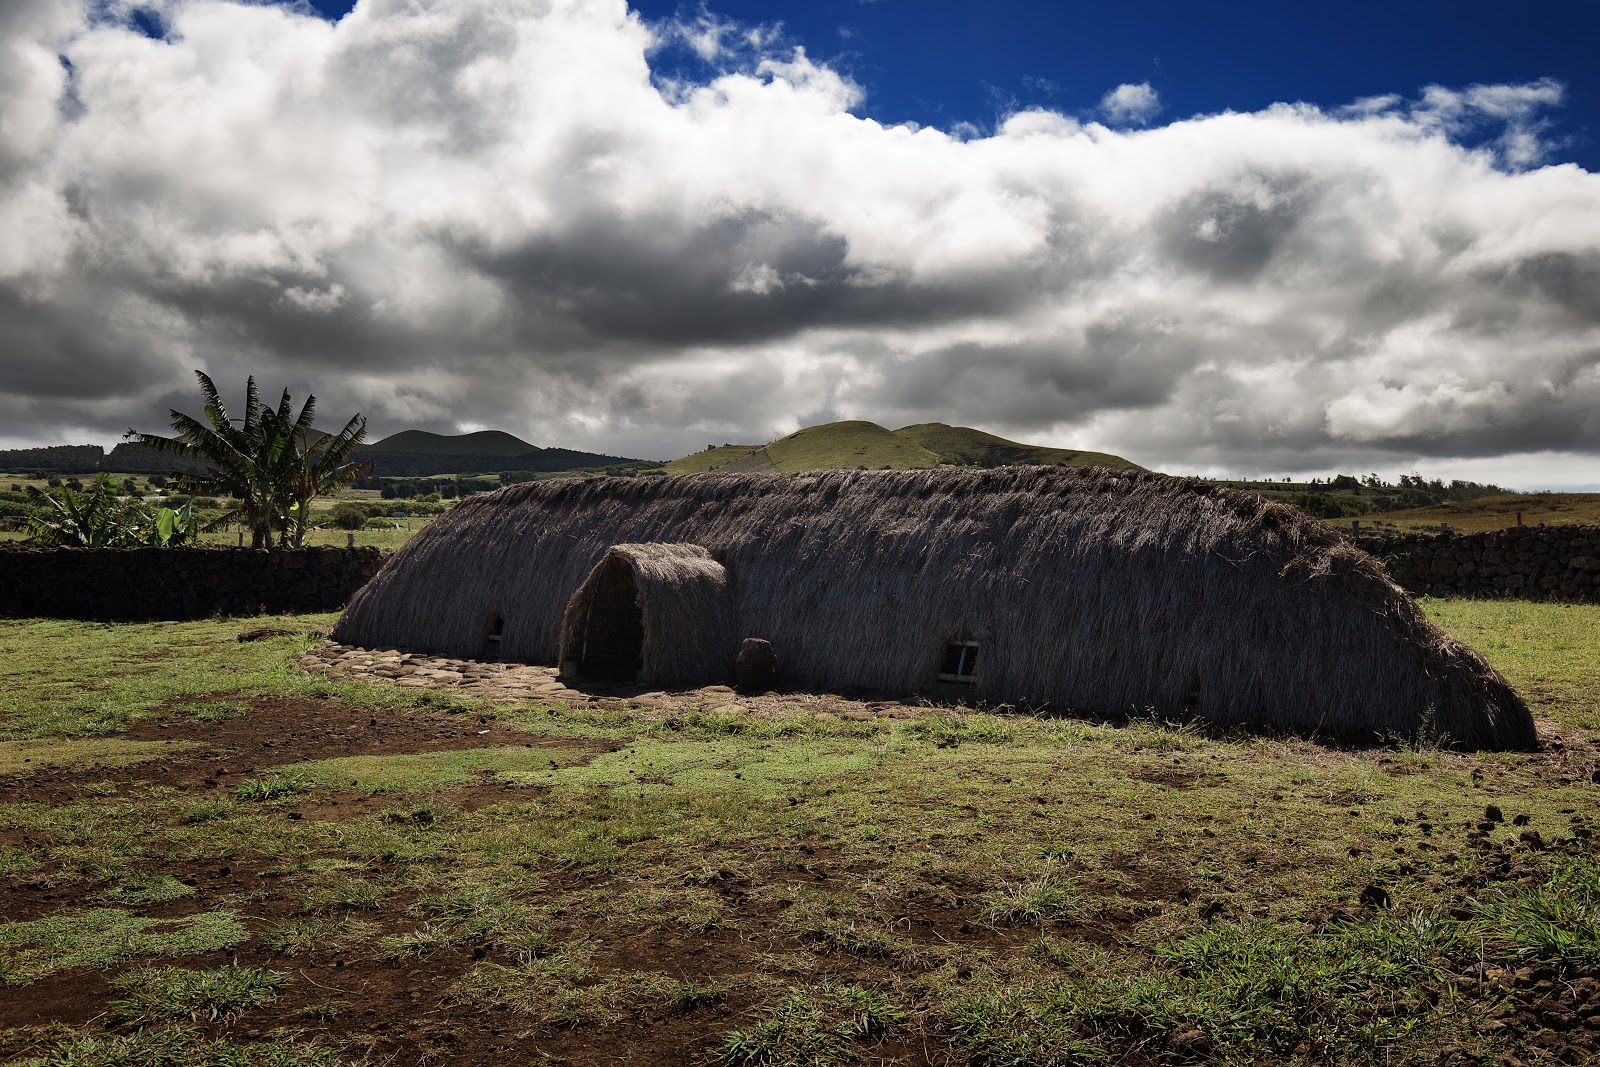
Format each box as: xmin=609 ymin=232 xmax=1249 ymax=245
xmin=1355 ymin=525 xmax=1600 ymax=602
xmin=0 ymin=544 xmax=384 ymax=620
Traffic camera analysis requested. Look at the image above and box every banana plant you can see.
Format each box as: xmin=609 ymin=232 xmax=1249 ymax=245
xmin=127 ymin=370 xmax=369 ymax=549
xmin=24 ymin=474 xmax=139 ymax=546
xmin=151 ymin=499 xmax=201 ymax=546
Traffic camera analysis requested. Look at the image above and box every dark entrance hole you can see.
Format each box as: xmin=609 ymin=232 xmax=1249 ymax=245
xmin=576 ymin=557 xmax=644 ymax=680
xmin=483 ymin=613 xmax=504 ymax=662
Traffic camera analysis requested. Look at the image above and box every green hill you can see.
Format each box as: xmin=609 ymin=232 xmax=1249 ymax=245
xmin=664 ymin=444 xmax=768 ymax=474
xmin=664 ymin=421 xmax=1139 ymax=474
xmin=768 ymin=421 xmax=941 ymax=471
xmin=344 ymin=430 xmax=640 ymax=476
xmin=894 ymin=423 xmax=1141 ymax=470
xmin=363 ymin=430 xmax=537 ymax=456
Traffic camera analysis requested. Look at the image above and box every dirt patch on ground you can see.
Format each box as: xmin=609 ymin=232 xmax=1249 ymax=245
xmin=296 ymin=641 xmax=938 ymax=721
xmin=1131 ymin=764 xmax=1230 ymax=790
xmin=0 ymin=695 xmax=618 ymax=805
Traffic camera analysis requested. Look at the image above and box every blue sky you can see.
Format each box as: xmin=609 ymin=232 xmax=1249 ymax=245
xmin=305 ymin=0 xmax=1600 ymax=169
xmin=3 ymin=0 xmax=1599 ymax=487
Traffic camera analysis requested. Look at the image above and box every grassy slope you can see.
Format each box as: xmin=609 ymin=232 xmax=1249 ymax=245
xmin=894 ymin=423 xmax=1144 ymax=470
xmin=663 ymin=444 xmax=770 ymax=475
xmin=1 ymin=604 xmax=1598 ymax=1065
xmin=663 ymin=421 xmax=1139 ymax=475
xmin=1362 ymin=493 xmax=1600 ymax=533
xmin=765 ymin=421 xmax=940 ymax=471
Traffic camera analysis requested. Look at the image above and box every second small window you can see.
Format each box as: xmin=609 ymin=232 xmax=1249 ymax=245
xmin=938 ymin=640 xmax=979 ymax=684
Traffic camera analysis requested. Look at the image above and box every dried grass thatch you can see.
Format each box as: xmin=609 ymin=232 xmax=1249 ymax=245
xmin=558 ymin=543 xmax=734 ymax=688
xmin=333 ymin=466 xmax=1536 ymax=750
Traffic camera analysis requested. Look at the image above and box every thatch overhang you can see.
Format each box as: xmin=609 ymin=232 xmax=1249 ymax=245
xmin=558 ymin=543 xmax=734 ymax=688
xmin=332 ymin=466 xmax=1537 ymax=750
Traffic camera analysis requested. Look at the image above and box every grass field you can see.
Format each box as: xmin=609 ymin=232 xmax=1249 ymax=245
xmin=0 ymin=603 xmax=1598 ymax=1065
xmin=1355 ymin=493 xmax=1600 ymax=533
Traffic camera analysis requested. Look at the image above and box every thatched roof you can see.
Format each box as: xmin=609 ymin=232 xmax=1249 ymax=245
xmin=333 ymin=466 xmax=1536 ymax=750
xmin=559 ymin=543 xmax=734 ymax=688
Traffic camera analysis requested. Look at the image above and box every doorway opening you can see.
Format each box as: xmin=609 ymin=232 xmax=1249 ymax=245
xmin=574 ymin=555 xmax=644 ymax=680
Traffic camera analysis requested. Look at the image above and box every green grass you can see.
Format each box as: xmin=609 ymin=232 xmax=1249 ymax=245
xmin=1361 ymin=492 xmax=1600 ymax=532
xmin=1421 ymin=597 xmax=1600 ymax=731
xmin=109 ymin=964 xmax=288 ymax=1025
xmin=660 ymin=443 xmax=770 ymax=474
xmin=191 ymin=516 xmax=440 ymax=550
xmin=232 ymin=774 xmax=314 ymax=802
xmin=980 ymin=860 xmax=1099 ymax=926
xmin=765 ymin=420 xmax=941 ymax=471
xmin=719 ymin=982 xmax=904 ymax=1066
xmin=0 ymin=738 xmax=196 ymax=774
xmin=0 ymin=613 xmax=458 ymax=739
xmin=0 ymin=600 xmax=1597 ymax=1064
xmin=0 ymin=910 xmax=247 ymax=984
xmin=280 ymin=744 xmax=596 ymax=793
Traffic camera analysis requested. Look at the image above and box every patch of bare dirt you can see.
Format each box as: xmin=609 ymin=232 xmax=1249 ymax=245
xmin=296 ymin=641 xmax=935 ymax=721
xmin=0 ymin=695 xmax=617 ymax=805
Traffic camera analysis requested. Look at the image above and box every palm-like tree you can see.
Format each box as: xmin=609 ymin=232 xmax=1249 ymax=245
xmin=267 ymin=390 xmax=369 ymax=548
xmin=126 ymin=371 xmax=368 ymax=549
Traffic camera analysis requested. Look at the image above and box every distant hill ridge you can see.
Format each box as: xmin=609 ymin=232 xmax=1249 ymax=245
xmin=0 ymin=431 xmax=636 ymax=478
xmin=2 ymin=421 xmax=1138 ymax=478
xmin=348 ymin=429 xmax=636 ymax=476
xmin=361 ymin=429 xmax=540 ymax=457
xmin=662 ymin=421 xmax=1140 ymax=474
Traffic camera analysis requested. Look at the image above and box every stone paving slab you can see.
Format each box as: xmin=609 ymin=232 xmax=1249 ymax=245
xmin=296 ymin=641 xmax=931 ymax=720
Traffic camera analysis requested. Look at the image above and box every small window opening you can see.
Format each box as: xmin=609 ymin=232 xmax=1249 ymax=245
xmin=938 ymin=640 xmax=979 ymax=684
xmin=484 ymin=613 xmax=504 ymax=662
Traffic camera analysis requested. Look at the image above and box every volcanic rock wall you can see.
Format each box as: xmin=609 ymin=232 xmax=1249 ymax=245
xmin=1355 ymin=526 xmax=1600 ymax=601
xmin=0 ymin=545 xmax=384 ymax=620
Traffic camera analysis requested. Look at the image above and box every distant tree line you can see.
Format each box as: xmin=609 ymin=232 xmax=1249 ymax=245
xmin=0 ymin=443 xmax=214 ymax=475
xmin=1225 ymin=473 xmax=1514 ymax=520
xmin=354 ymin=475 xmax=502 ymax=500
xmin=353 ymin=461 xmax=666 ymax=499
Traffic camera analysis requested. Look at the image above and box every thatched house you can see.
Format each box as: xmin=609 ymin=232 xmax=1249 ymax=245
xmin=332 ymin=466 xmax=1536 ymax=750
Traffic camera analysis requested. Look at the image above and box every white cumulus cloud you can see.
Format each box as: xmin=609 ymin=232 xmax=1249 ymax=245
xmin=1099 ymin=81 xmax=1161 ymax=125
xmin=0 ymin=0 xmax=1596 ymax=488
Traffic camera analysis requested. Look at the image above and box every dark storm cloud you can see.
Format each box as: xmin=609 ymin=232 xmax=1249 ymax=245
xmin=1156 ymin=174 xmax=1314 ymax=284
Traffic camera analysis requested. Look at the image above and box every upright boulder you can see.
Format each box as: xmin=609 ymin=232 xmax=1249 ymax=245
xmin=735 ymin=638 xmax=777 ymax=694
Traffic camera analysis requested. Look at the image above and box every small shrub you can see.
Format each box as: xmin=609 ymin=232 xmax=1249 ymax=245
xmin=329 ymin=503 xmax=368 ymax=531
xmin=980 ymin=861 xmax=1097 ymax=926
xmin=109 ymin=963 xmax=287 ymax=1024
